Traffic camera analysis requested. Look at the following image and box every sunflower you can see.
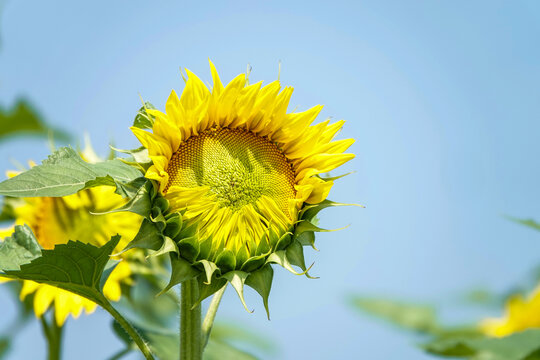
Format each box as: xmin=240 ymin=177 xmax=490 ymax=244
xmin=131 ymin=61 xmax=354 ymax=271
xmin=0 ymin=186 xmax=142 ymax=325
xmin=481 ymin=286 xmax=540 ymax=337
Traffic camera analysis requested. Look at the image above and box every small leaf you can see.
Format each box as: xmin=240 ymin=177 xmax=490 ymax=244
xmin=215 ymin=249 xmax=236 ymax=273
xmin=286 ymin=240 xmax=318 ymax=279
xmin=178 ymin=236 xmax=200 ymax=262
xmin=197 ymin=260 xmax=220 ymax=285
xmin=197 ymin=275 xmax=227 ymax=305
xmin=222 ymin=271 xmax=252 ymax=313
xmin=0 ymin=225 xmax=41 ymax=271
xmin=299 ymin=199 xmax=361 ymax=222
xmin=0 ymin=147 xmax=142 ymax=197
xmin=245 ymin=265 xmax=273 ymax=320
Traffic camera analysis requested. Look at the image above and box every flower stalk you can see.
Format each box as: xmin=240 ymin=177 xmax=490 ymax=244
xmin=180 ymin=278 xmax=202 ymax=360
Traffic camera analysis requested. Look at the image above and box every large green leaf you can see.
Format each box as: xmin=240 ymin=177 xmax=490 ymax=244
xmin=0 ymin=99 xmax=70 ymax=142
xmin=424 ymin=329 xmax=540 ymax=360
xmin=0 ymin=234 xmax=120 ymax=306
xmin=0 ymin=147 xmax=142 ymax=197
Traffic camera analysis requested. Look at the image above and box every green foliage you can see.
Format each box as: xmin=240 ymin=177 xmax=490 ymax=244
xmin=1 ymin=234 xmax=121 ymax=305
xmin=0 ymin=147 xmax=142 ymax=197
xmin=507 ymin=216 xmax=540 ymax=232
xmin=0 ymin=99 xmax=70 ymax=142
xmin=424 ymin=330 xmax=540 ymax=360
xmin=351 ymin=297 xmax=440 ymax=335
xmin=0 ymin=225 xmax=41 ymax=271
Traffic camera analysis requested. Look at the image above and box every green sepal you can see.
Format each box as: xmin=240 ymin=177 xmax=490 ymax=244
xmin=92 ymin=179 xmax=152 ymax=217
xmin=154 ymin=197 xmax=169 ymax=213
xmin=317 ymin=172 xmax=354 ymax=182
xmin=296 ymin=231 xmax=318 ymax=251
xmin=150 ymin=206 xmax=167 ymax=232
xmin=275 ymin=232 xmax=292 ymax=251
xmin=215 ymin=249 xmax=236 ymax=273
xmin=149 ymin=236 xmax=178 ymax=258
xmin=197 ymin=237 xmax=213 ymax=261
xmin=178 ymin=221 xmax=198 ymax=239
xmin=120 ymin=218 xmax=163 ymax=254
xmin=300 ymin=199 xmax=361 ymax=222
xmin=178 ymin=236 xmax=200 ymax=262
xmin=240 ymin=254 xmax=266 ymax=273
xmin=286 ymin=240 xmax=318 ymax=279
xmin=245 ymin=265 xmax=273 ymax=320
xmin=222 ymin=271 xmax=252 ymax=313
xmin=294 ymin=220 xmax=348 ymax=237
xmin=133 ymin=102 xmax=156 ymax=130
xmin=163 ymin=213 xmax=182 ymax=239
xmin=235 ymin=245 xmax=250 ymax=269
xmin=111 ymin=145 xmax=151 ymax=164
xmin=196 ymin=259 xmax=220 ymax=284
xmin=266 ymin=250 xmax=314 ymax=276
xmin=255 ymin=233 xmax=271 ymax=255
xmin=0 ymin=225 xmax=42 ymax=271
xmin=195 ymin=274 xmax=227 ymax=306
xmin=158 ymin=253 xmax=199 ymax=296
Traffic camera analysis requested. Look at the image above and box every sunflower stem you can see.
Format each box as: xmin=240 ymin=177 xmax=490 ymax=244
xmin=201 ymin=284 xmax=227 ymax=350
xmin=180 ymin=278 xmax=202 ymax=360
xmin=40 ymin=312 xmax=63 ymax=360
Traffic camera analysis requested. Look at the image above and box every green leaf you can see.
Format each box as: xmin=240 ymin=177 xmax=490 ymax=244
xmin=245 ymin=265 xmax=273 ymax=320
xmin=0 ymin=225 xmax=41 ymax=271
xmin=424 ymin=329 xmax=540 ymax=360
xmin=133 ymin=102 xmax=156 ymax=130
xmin=507 ymin=216 xmax=540 ymax=232
xmin=0 ymin=147 xmax=142 ymax=197
xmin=350 ymin=297 xmax=439 ymax=335
xmin=0 ymin=99 xmax=70 ymax=142
xmin=204 ymin=340 xmax=257 ymax=360
xmin=1 ymin=235 xmax=121 ymax=306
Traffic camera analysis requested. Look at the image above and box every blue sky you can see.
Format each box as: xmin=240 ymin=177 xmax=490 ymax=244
xmin=1 ymin=1 xmax=540 ymax=359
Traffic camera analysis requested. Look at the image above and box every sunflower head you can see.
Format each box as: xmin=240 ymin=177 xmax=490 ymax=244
xmin=130 ymin=61 xmax=355 ymax=314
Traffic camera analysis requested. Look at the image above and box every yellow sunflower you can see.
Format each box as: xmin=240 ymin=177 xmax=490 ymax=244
xmin=481 ymin=286 xmax=540 ymax=337
xmin=131 ymin=61 xmax=354 ymax=266
xmin=0 ymin=186 xmax=142 ymax=325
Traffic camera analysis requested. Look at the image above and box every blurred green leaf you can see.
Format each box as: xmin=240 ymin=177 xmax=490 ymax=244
xmin=507 ymin=217 xmax=540 ymax=231
xmin=0 ymin=337 xmax=9 ymax=359
xmin=424 ymin=329 xmax=540 ymax=360
xmin=351 ymin=296 xmax=439 ymax=335
xmin=0 ymin=99 xmax=70 ymax=142
xmin=0 ymin=147 xmax=142 ymax=197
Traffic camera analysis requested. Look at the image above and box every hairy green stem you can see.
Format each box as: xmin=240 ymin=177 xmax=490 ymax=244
xmin=40 ymin=313 xmax=63 ymax=360
xmin=180 ymin=278 xmax=202 ymax=360
xmin=99 ymin=297 xmax=155 ymax=360
xmin=201 ymin=284 xmax=227 ymax=349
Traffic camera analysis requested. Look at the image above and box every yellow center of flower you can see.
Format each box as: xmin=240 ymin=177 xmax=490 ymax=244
xmin=165 ymin=127 xmax=296 ymax=216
